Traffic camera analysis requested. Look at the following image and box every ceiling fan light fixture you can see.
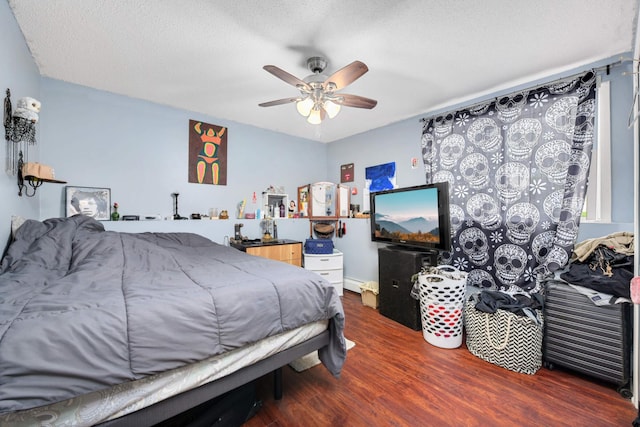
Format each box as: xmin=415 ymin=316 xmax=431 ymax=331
xmin=307 ymin=106 xmax=323 ymax=124
xmin=260 ymin=57 xmax=376 ymax=125
xmin=296 ymin=97 xmax=314 ymax=117
xmin=323 ymin=100 xmax=341 ymax=119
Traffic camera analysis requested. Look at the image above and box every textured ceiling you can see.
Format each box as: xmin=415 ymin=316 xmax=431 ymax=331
xmin=7 ymin=0 xmax=640 ymax=142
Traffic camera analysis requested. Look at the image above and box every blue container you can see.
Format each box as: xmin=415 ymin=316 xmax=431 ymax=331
xmin=304 ymin=238 xmax=334 ymax=254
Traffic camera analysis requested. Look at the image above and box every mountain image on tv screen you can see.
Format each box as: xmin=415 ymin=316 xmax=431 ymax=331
xmin=373 ymin=187 xmax=441 ymax=244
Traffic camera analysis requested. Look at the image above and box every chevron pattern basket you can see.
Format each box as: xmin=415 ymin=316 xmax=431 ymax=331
xmin=464 ymin=303 xmax=544 ymax=375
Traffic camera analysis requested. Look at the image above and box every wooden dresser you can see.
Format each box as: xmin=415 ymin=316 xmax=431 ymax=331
xmin=231 ymin=239 xmax=302 ymax=267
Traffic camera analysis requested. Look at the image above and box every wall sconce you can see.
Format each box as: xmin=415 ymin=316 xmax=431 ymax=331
xmin=4 ymin=88 xmax=65 ymax=196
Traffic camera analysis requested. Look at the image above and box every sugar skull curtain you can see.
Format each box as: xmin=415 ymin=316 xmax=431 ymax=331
xmin=421 ymin=71 xmax=596 ymax=293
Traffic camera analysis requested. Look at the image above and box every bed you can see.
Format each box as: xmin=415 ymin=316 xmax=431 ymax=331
xmin=0 ymin=215 xmax=346 ymax=426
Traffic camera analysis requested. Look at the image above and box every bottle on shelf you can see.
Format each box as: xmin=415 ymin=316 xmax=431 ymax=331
xmin=279 ymin=200 xmax=285 ymax=218
xmin=111 ymin=202 xmax=120 ymax=221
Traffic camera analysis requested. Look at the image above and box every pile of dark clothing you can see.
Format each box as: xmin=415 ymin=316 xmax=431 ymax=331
xmin=471 ymin=290 xmax=544 ymax=326
xmin=560 ymin=232 xmax=634 ymax=299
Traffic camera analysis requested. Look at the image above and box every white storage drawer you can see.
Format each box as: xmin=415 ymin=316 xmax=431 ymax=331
xmin=304 ymin=250 xmax=344 ymax=296
xmin=304 ymin=252 xmax=343 ymax=270
xmin=312 ymin=268 xmax=343 ymax=283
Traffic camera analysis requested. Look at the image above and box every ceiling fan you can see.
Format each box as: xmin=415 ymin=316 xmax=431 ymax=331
xmin=259 ymin=57 xmax=377 ymax=124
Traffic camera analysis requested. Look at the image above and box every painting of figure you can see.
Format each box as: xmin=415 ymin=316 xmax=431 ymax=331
xmin=188 ymin=120 xmax=228 ymax=185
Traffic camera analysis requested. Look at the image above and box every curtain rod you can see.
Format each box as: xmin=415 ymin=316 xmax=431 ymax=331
xmin=420 ymin=60 xmax=624 ymax=123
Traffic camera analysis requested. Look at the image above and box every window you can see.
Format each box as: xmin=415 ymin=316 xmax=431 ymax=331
xmin=582 ymin=78 xmax=611 ymax=222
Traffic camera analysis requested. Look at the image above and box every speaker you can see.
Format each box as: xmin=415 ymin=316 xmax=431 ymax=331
xmin=378 ymin=246 xmax=435 ymax=330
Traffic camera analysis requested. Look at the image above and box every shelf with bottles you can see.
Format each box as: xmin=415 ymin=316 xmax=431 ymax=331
xmin=262 ymin=193 xmax=289 ymax=219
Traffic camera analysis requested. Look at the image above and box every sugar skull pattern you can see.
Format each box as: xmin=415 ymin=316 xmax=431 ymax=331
xmin=421 ymin=71 xmax=596 ymax=292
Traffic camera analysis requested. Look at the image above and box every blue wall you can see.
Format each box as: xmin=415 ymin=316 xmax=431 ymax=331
xmin=326 ymin=119 xmax=427 ymax=283
xmin=0 ymin=0 xmax=42 ymax=248
xmin=38 ymin=78 xmax=329 ymax=225
xmin=2 ymin=3 xmax=635 ymax=285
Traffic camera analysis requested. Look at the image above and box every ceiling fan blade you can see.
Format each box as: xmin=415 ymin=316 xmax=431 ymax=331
xmin=263 ymin=65 xmax=310 ymax=90
xmin=324 ymin=61 xmax=369 ymax=91
xmin=337 ymin=94 xmax=378 ymax=109
xmin=258 ymin=97 xmax=299 ymax=107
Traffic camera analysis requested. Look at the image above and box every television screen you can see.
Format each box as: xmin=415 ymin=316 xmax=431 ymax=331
xmin=369 ymin=182 xmax=451 ymax=252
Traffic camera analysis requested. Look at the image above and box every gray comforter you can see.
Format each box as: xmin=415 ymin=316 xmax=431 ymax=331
xmin=0 ymin=215 xmax=346 ymax=414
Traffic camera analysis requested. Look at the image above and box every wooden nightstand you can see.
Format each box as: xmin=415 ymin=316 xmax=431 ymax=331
xmin=231 ymin=239 xmax=302 ymax=267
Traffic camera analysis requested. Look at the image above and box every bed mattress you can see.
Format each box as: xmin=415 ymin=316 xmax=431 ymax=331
xmin=0 ymin=320 xmax=328 ymax=426
xmin=0 ymin=216 xmax=346 ymax=417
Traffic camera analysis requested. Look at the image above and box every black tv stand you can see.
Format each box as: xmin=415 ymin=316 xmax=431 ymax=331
xmin=377 ymin=246 xmax=438 ymax=331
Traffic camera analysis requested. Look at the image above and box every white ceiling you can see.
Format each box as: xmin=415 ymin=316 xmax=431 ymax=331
xmin=8 ymin=0 xmax=640 ymax=143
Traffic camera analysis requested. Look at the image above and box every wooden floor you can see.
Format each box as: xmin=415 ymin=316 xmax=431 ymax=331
xmin=244 ymin=290 xmax=637 ymax=427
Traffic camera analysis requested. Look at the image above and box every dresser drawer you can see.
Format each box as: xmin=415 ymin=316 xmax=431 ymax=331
xmin=246 ymin=242 xmax=302 ymax=267
xmin=304 ymin=253 xmax=343 ymax=270
xmin=310 ymin=268 xmax=343 ymax=283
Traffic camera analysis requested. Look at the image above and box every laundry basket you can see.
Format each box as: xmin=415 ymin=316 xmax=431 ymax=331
xmin=416 ymin=266 xmax=467 ymax=349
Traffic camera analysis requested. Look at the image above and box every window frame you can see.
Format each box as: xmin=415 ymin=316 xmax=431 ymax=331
xmin=582 ymin=77 xmax=612 ymax=223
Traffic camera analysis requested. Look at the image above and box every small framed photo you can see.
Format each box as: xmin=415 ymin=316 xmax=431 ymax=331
xmin=65 ymin=186 xmax=111 ymax=220
xmin=297 ymin=184 xmax=309 ymax=217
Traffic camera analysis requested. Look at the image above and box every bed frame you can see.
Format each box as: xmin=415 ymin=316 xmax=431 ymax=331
xmin=98 ymin=329 xmax=330 ymax=426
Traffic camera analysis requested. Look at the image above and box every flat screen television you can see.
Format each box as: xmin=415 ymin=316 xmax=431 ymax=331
xmin=369 ymin=182 xmax=451 ymax=252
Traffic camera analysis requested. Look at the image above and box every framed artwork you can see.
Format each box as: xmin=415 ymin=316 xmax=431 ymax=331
xmin=188 ymin=120 xmax=228 ymax=185
xmin=65 ymin=186 xmax=111 ymax=220
xmin=340 ymin=163 xmax=354 ymax=183
xmin=365 ymin=162 xmax=396 ymax=192
xmin=363 ymin=161 xmax=397 ymax=212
